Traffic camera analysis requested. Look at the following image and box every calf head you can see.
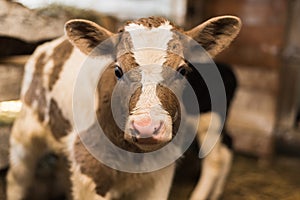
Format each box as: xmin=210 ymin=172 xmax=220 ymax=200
xmin=65 ymin=16 xmax=241 ymax=152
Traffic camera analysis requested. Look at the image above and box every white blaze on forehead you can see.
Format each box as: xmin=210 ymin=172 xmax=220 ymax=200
xmin=124 ymin=22 xmax=173 ymax=84
xmin=134 ymin=85 xmax=167 ymax=114
xmin=125 ymin=21 xmax=174 ymax=121
xmin=139 ymin=64 xmax=163 ymax=85
xmin=125 ymin=22 xmax=173 ymax=51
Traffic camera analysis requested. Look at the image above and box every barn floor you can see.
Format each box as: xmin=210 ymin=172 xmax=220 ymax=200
xmin=0 ymin=154 xmax=300 ymax=200
xmin=170 ymin=154 xmax=300 ymax=200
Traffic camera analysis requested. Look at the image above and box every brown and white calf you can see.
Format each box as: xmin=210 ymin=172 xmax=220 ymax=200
xmin=7 ymin=16 xmax=241 ymax=200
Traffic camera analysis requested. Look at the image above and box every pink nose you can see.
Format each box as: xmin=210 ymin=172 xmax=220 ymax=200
xmin=132 ymin=117 xmax=163 ymax=138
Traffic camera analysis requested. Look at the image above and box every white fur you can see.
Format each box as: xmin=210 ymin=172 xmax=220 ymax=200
xmin=124 ymin=22 xmax=173 ymax=50
xmin=21 ymin=37 xmax=67 ymax=95
xmin=21 ymin=55 xmax=36 ymax=96
xmin=43 ymin=59 xmax=54 ymax=86
xmin=124 ymin=22 xmax=174 ymax=136
xmin=20 ymin=36 xmax=107 ymax=132
xmin=190 ymin=144 xmax=233 ymax=200
xmin=107 ymin=164 xmax=175 ymax=200
xmin=124 ymin=21 xmax=173 ymax=85
xmin=47 ymin=47 xmax=112 ymax=132
xmin=49 ymin=48 xmax=85 ymax=129
xmin=189 ymin=112 xmax=233 ymax=200
xmin=71 ymin=164 xmax=104 ymax=200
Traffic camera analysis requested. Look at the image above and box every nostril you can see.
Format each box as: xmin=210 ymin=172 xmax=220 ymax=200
xmin=153 ymin=121 xmax=163 ymax=135
xmin=130 ymin=125 xmax=140 ymax=136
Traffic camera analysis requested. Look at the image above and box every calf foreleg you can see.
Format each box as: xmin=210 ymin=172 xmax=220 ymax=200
xmin=7 ymin=108 xmax=65 ymax=200
xmin=190 ymin=112 xmax=233 ymax=200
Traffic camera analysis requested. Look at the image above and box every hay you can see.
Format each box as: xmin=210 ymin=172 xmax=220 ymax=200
xmin=170 ymin=155 xmax=300 ymax=200
xmin=222 ymin=155 xmax=300 ymax=200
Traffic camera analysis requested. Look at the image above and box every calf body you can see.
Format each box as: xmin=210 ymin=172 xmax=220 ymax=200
xmin=7 ymin=16 xmax=241 ymax=200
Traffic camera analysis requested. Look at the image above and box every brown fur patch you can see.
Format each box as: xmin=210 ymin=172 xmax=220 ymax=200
xmin=156 ymin=84 xmax=180 ymax=121
xmin=163 ymin=30 xmax=186 ymax=71
xmin=96 ymin=65 xmax=141 ymax=152
xmin=115 ymin=30 xmax=140 ymax=75
xmin=24 ymin=52 xmax=47 ymax=122
xmin=162 ymin=30 xmax=193 ymax=85
xmin=131 ymin=16 xmax=168 ymax=28
xmin=48 ymin=99 xmax=71 ymax=140
xmin=156 ymin=84 xmax=181 ymax=136
xmin=194 ymin=18 xmax=240 ymax=51
xmin=117 ymin=52 xmax=139 ymax=71
xmin=185 ymin=16 xmax=241 ymax=56
xmin=119 ymin=16 xmax=176 ymax=31
xmin=163 ymin=52 xmax=184 ymax=70
xmin=166 ymin=37 xmax=183 ymax=58
xmin=65 ymin=19 xmax=113 ymax=55
xmin=116 ymin=31 xmax=134 ymax=56
xmin=75 ymin=63 xmax=144 ymax=195
xmin=48 ymin=39 xmax=73 ymax=91
xmin=74 ymin=133 xmax=115 ymax=197
xmin=73 ymin=123 xmax=145 ymax=197
xmin=129 ymin=86 xmax=142 ymax=112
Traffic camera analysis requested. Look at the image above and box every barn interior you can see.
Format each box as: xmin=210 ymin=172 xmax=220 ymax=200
xmin=0 ymin=0 xmax=300 ymax=199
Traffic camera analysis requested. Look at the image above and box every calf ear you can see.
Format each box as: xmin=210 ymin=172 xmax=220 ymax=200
xmin=185 ymin=16 xmax=241 ymax=57
xmin=65 ymin=19 xmax=114 ymax=56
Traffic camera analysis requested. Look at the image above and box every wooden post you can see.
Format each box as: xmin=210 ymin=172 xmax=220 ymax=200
xmin=275 ymin=0 xmax=300 ymax=155
xmin=184 ymin=0 xmax=205 ymax=29
xmin=0 ymin=63 xmax=24 ymax=101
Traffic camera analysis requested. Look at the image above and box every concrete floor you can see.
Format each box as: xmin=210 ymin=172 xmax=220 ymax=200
xmin=1 ymin=154 xmax=300 ymax=200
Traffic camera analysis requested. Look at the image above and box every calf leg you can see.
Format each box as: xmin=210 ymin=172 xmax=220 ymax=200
xmin=7 ymin=108 xmax=67 ymax=200
xmin=190 ymin=112 xmax=233 ymax=200
xmin=70 ymin=165 xmax=106 ymax=200
xmin=122 ymin=164 xmax=175 ymax=200
xmin=6 ymin=136 xmax=33 ymax=200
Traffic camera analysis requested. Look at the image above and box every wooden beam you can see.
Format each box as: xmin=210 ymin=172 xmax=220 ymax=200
xmin=0 ymin=63 xmax=24 ymax=101
xmin=0 ymin=55 xmax=30 ymax=65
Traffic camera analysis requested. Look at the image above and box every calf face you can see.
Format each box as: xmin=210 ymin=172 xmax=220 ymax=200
xmin=65 ymin=16 xmax=241 ymax=152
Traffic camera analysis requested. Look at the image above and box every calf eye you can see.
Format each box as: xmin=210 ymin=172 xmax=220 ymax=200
xmin=114 ymin=65 xmax=123 ymax=79
xmin=177 ymin=65 xmax=187 ymax=76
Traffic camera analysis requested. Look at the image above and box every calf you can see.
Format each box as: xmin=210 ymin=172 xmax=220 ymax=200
xmin=7 ymin=16 xmax=241 ymax=200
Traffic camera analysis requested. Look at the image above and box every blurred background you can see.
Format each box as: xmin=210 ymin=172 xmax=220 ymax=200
xmin=0 ymin=0 xmax=300 ymax=199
